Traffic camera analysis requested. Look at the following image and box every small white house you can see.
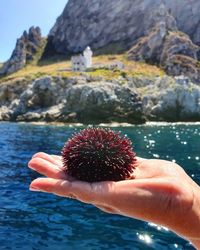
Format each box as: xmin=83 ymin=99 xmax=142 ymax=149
xmin=175 ymin=75 xmax=190 ymax=85
xmin=71 ymin=46 xmax=93 ymax=72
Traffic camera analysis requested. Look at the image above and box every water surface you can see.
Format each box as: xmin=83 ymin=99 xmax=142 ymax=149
xmin=0 ymin=122 xmax=199 ymax=250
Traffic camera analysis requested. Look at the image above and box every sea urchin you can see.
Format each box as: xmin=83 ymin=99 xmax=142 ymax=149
xmin=62 ymin=128 xmax=137 ymax=182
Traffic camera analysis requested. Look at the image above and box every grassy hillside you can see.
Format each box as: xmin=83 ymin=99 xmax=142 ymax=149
xmin=0 ymin=54 xmax=164 ymax=83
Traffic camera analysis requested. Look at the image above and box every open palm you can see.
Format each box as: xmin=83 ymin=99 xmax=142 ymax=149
xmin=28 ymin=152 xmax=200 ymax=244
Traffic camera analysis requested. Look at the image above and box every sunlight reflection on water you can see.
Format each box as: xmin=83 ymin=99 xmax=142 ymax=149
xmin=0 ymin=122 xmax=199 ymax=250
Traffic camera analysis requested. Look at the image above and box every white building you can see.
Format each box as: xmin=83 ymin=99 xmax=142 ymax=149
xmin=71 ymin=46 xmax=93 ymax=72
xmin=175 ymin=75 xmax=190 ymax=85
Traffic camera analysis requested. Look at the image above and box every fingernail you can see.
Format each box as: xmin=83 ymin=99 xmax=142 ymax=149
xmin=28 ymin=163 xmax=35 ymax=170
xmin=29 ymin=187 xmax=41 ymax=192
xmin=31 ymin=154 xmax=38 ymax=158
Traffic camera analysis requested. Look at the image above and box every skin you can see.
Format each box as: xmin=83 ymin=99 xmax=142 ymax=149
xmin=28 ymin=152 xmax=200 ymax=249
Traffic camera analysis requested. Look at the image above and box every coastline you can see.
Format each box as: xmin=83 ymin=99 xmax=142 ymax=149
xmin=1 ymin=75 xmax=200 ymax=125
xmin=0 ymin=120 xmax=200 ymax=127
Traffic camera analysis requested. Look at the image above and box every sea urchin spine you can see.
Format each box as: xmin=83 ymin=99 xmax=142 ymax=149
xmin=62 ymin=128 xmax=137 ymax=182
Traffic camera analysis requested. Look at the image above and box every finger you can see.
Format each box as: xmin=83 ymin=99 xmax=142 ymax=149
xmin=28 ymin=157 xmax=67 ymax=180
xmin=32 ymin=152 xmax=63 ymax=168
xmin=29 ymin=177 xmax=116 ymax=204
xmin=136 ymin=156 xmax=148 ymax=162
xmin=29 ymin=178 xmax=93 ymax=202
xmin=51 ymin=155 xmax=62 ymax=162
xmin=129 ymin=157 xmax=148 ymax=180
xmin=94 ymin=204 xmax=118 ymax=214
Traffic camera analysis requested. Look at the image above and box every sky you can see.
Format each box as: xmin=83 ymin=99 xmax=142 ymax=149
xmin=0 ymin=0 xmax=68 ymax=62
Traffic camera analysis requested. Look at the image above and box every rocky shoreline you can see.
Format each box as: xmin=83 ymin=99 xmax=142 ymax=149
xmin=0 ymin=75 xmax=199 ymax=124
xmin=1 ymin=0 xmax=200 ymax=124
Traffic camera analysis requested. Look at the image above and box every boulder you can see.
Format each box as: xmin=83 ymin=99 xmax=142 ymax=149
xmin=63 ymin=82 xmax=145 ymax=123
xmin=16 ymin=112 xmax=43 ymax=122
xmin=141 ymin=76 xmax=200 ymax=121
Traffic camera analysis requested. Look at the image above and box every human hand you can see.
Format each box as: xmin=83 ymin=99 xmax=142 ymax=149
xmin=28 ymin=152 xmax=200 ymax=248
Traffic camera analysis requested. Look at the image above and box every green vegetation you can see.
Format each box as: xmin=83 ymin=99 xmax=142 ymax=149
xmin=0 ymin=53 xmax=165 ymax=83
xmin=88 ymin=54 xmax=165 ymax=80
xmin=188 ymin=86 xmax=194 ymax=93
xmin=172 ymin=30 xmax=189 ymax=38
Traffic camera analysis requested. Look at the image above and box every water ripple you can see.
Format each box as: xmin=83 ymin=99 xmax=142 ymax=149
xmin=0 ymin=122 xmax=199 ymax=250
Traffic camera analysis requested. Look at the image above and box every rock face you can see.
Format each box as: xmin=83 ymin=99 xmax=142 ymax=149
xmin=128 ymin=28 xmax=200 ymax=83
xmin=42 ymin=0 xmax=200 ymax=82
xmin=63 ymin=82 xmax=143 ymax=123
xmin=0 ymin=27 xmax=42 ymax=76
xmin=0 ymin=76 xmax=145 ymax=123
xmin=0 ymin=75 xmax=200 ymax=123
xmin=140 ymin=76 xmax=200 ymax=121
xmin=127 ymin=2 xmax=200 ymax=82
xmin=44 ymin=0 xmax=200 ymax=56
xmin=161 ymin=33 xmax=200 ymax=82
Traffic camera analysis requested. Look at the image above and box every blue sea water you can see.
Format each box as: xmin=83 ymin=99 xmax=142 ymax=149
xmin=0 ymin=122 xmax=199 ymax=250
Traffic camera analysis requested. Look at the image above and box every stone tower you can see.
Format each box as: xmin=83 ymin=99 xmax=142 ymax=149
xmin=83 ymin=46 xmax=93 ymax=68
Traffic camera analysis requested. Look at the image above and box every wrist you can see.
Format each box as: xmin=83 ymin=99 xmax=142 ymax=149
xmin=188 ymin=183 xmax=200 ymax=249
xmin=171 ymin=181 xmax=200 ymax=247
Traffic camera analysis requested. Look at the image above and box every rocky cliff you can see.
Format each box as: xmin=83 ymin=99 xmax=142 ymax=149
xmin=44 ymin=0 xmax=200 ymax=55
xmin=2 ymin=1 xmax=200 ymax=82
xmin=128 ymin=27 xmax=200 ymax=83
xmin=0 ymin=27 xmax=43 ymax=76
xmin=42 ymin=0 xmax=200 ymax=82
xmin=0 ymin=76 xmax=145 ymax=123
xmin=0 ymin=75 xmax=199 ymax=123
xmin=0 ymin=1 xmax=200 ymax=124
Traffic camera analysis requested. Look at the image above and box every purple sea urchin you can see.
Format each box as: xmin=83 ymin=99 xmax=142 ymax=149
xmin=62 ymin=128 xmax=137 ymax=182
